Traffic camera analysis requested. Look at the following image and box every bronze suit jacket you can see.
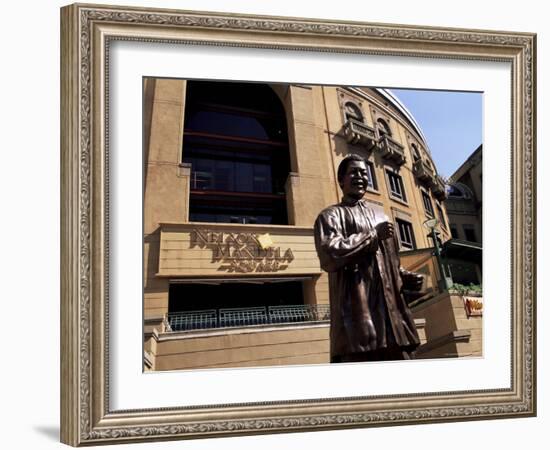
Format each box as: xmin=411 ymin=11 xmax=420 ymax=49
xmin=314 ymin=199 xmax=420 ymax=360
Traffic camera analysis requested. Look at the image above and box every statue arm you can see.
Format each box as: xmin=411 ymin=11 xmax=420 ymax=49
xmin=314 ymin=210 xmax=378 ymax=272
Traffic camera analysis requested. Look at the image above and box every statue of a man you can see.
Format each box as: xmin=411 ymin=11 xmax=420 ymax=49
xmin=314 ymin=154 xmax=423 ymax=363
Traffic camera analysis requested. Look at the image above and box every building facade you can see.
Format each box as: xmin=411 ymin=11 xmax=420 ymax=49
xmin=443 ymin=145 xmax=483 ymax=286
xmin=143 ymin=79 xmax=480 ymax=371
xmin=446 ymin=144 xmax=482 ymax=244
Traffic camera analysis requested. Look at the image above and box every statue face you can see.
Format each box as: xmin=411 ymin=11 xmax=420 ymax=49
xmin=341 ymin=160 xmax=369 ymax=199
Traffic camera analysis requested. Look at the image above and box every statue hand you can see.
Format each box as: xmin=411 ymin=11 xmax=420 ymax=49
xmin=375 ymin=221 xmax=394 ymax=240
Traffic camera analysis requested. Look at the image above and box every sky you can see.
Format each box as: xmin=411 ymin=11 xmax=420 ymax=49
xmin=389 ymin=89 xmax=482 ymax=179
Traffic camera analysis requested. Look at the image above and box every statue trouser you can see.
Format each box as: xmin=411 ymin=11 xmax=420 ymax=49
xmin=331 ymin=347 xmax=415 ymax=363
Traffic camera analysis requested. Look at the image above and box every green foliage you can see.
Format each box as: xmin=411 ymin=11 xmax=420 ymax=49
xmin=448 ymin=283 xmax=482 ymax=295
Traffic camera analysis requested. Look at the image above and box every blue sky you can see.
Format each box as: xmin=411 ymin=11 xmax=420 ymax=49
xmin=389 ymin=89 xmax=482 ymax=179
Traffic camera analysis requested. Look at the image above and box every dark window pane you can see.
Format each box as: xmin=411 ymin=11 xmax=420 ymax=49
xmin=214 ymin=160 xmax=234 ymax=191
xmin=186 ymin=111 xmax=270 ymax=140
xmin=344 ymin=102 xmax=363 ymax=122
xmin=422 ymin=191 xmax=434 ymax=217
xmin=396 ymin=219 xmax=415 ymax=250
xmin=235 ymin=162 xmax=254 ymax=192
xmin=366 ymin=161 xmax=376 ymax=190
xmin=464 ymin=226 xmax=477 ymax=242
xmin=437 ymin=204 xmax=447 ymax=229
xmin=183 ymin=81 xmax=291 ymax=225
xmin=450 ymin=226 xmax=459 ymax=239
xmin=387 ymin=171 xmax=405 ymax=201
xmin=253 ymin=164 xmax=272 ymax=193
xmin=193 ymin=160 xmax=214 ymax=189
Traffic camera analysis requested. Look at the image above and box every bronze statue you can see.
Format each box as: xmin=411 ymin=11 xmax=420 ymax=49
xmin=314 ymin=154 xmax=423 ymax=363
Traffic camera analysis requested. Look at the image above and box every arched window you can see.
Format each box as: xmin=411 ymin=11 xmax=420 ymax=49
xmin=344 ymin=101 xmax=363 ymax=122
xmin=411 ymin=143 xmax=421 ymax=162
xmin=376 ymin=118 xmax=392 ymax=137
xmin=182 ymin=81 xmax=291 ymax=224
xmin=447 ymin=182 xmax=473 ymax=199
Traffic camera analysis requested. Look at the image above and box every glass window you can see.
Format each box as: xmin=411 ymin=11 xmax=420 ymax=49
xmin=450 ymin=226 xmax=459 ymax=239
xmin=377 ymin=118 xmax=391 ymax=136
xmin=396 ymin=219 xmax=415 ymax=250
xmin=422 ymin=191 xmax=434 ymax=217
xmin=182 ymin=81 xmax=291 ymax=225
xmin=235 ymin=161 xmax=254 ymax=192
xmin=387 ymin=170 xmax=406 ymax=201
xmin=344 ymin=101 xmax=363 ymax=122
xmin=411 ymin=143 xmax=421 ymax=162
xmin=253 ymin=164 xmax=272 ymax=193
xmin=436 ymin=203 xmax=447 ymax=229
xmin=463 ymin=225 xmax=477 ymax=242
xmin=186 ymin=110 xmax=270 ymax=140
xmin=366 ymin=161 xmax=377 ymax=190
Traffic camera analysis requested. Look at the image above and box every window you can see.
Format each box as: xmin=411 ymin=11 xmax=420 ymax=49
xmin=386 ymin=170 xmax=406 ymax=202
xmin=182 ymin=81 xmax=291 ymax=225
xmin=463 ymin=225 xmax=477 ymax=242
xmin=376 ymin=118 xmax=391 ymax=136
xmin=448 ymin=182 xmax=473 ymax=199
xmin=344 ymin=101 xmax=363 ymax=122
xmin=421 ymin=190 xmax=434 ymax=217
xmin=365 ymin=160 xmax=377 ymax=190
xmin=436 ymin=203 xmax=447 ymax=229
xmin=396 ymin=219 xmax=415 ymax=250
xmin=411 ymin=143 xmax=421 ymax=162
xmin=450 ymin=226 xmax=459 ymax=239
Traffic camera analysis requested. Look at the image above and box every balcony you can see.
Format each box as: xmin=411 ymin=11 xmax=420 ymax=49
xmin=165 ymin=304 xmax=331 ymax=332
xmin=432 ymin=175 xmax=448 ymax=200
xmin=343 ymin=118 xmax=376 ymax=149
xmin=413 ymin=159 xmax=435 ymax=184
xmin=377 ymin=134 xmax=406 ymax=165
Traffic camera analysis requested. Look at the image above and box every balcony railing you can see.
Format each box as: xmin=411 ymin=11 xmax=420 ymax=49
xmin=166 ymin=309 xmax=218 ymax=331
xmin=166 ymin=305 xmax=331 ymax=332
xmin=378 ymin=135 xmax=406 ymax=165
xmin=431 ymin=175 xmax=447 ymax=200
xmin=413 ymin=159 xmax=435 ymax=184
xmin=343 ymin=118 xmax=376 ymax=149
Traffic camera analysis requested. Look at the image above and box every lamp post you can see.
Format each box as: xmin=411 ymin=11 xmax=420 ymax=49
xmin=423 ymin=218 xmax=451 ymax=291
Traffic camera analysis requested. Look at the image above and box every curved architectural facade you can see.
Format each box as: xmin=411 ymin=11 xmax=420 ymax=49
xmin=143 ymin=79 xmax=459 ymax=371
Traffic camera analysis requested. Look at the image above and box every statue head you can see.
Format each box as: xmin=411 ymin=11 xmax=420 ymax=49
xmin=337 ymin=154 xmax=369 ymax=200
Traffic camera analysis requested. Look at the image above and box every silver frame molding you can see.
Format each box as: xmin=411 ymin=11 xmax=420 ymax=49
xmin=60 ymin=3 xmax=536 ymax=446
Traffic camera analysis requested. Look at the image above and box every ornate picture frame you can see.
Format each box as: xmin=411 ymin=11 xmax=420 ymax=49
xmin=60 ymin=3 xmax=536 ymax=446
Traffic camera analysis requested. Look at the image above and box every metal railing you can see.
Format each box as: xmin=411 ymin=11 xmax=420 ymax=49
xmin=166 ymin=305 xmax=330 ymax=332
xmin=166 ymin=309 xmax=218 ymax=331
xmin=219 ymin=306 xmax=268 ymax=328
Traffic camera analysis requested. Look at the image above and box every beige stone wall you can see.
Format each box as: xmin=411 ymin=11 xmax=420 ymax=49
xmin=412 ymin=292 xmax=482 ymax=358
xmin=147 ymin=318 xmax=427 ymax=371
xmin=152 ymin=324 xmax=330 ymax=371
xmin=143 ymin=79 xmax=188 ymax=317
xmin=284 ymin=86 xmax=339 ymax=226
xmin=446 ymin=145 xmax=482 ymax=243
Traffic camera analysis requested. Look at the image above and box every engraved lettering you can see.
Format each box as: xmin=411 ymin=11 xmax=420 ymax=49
xmin=191 ymin=228 xmax=295 ymax=273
